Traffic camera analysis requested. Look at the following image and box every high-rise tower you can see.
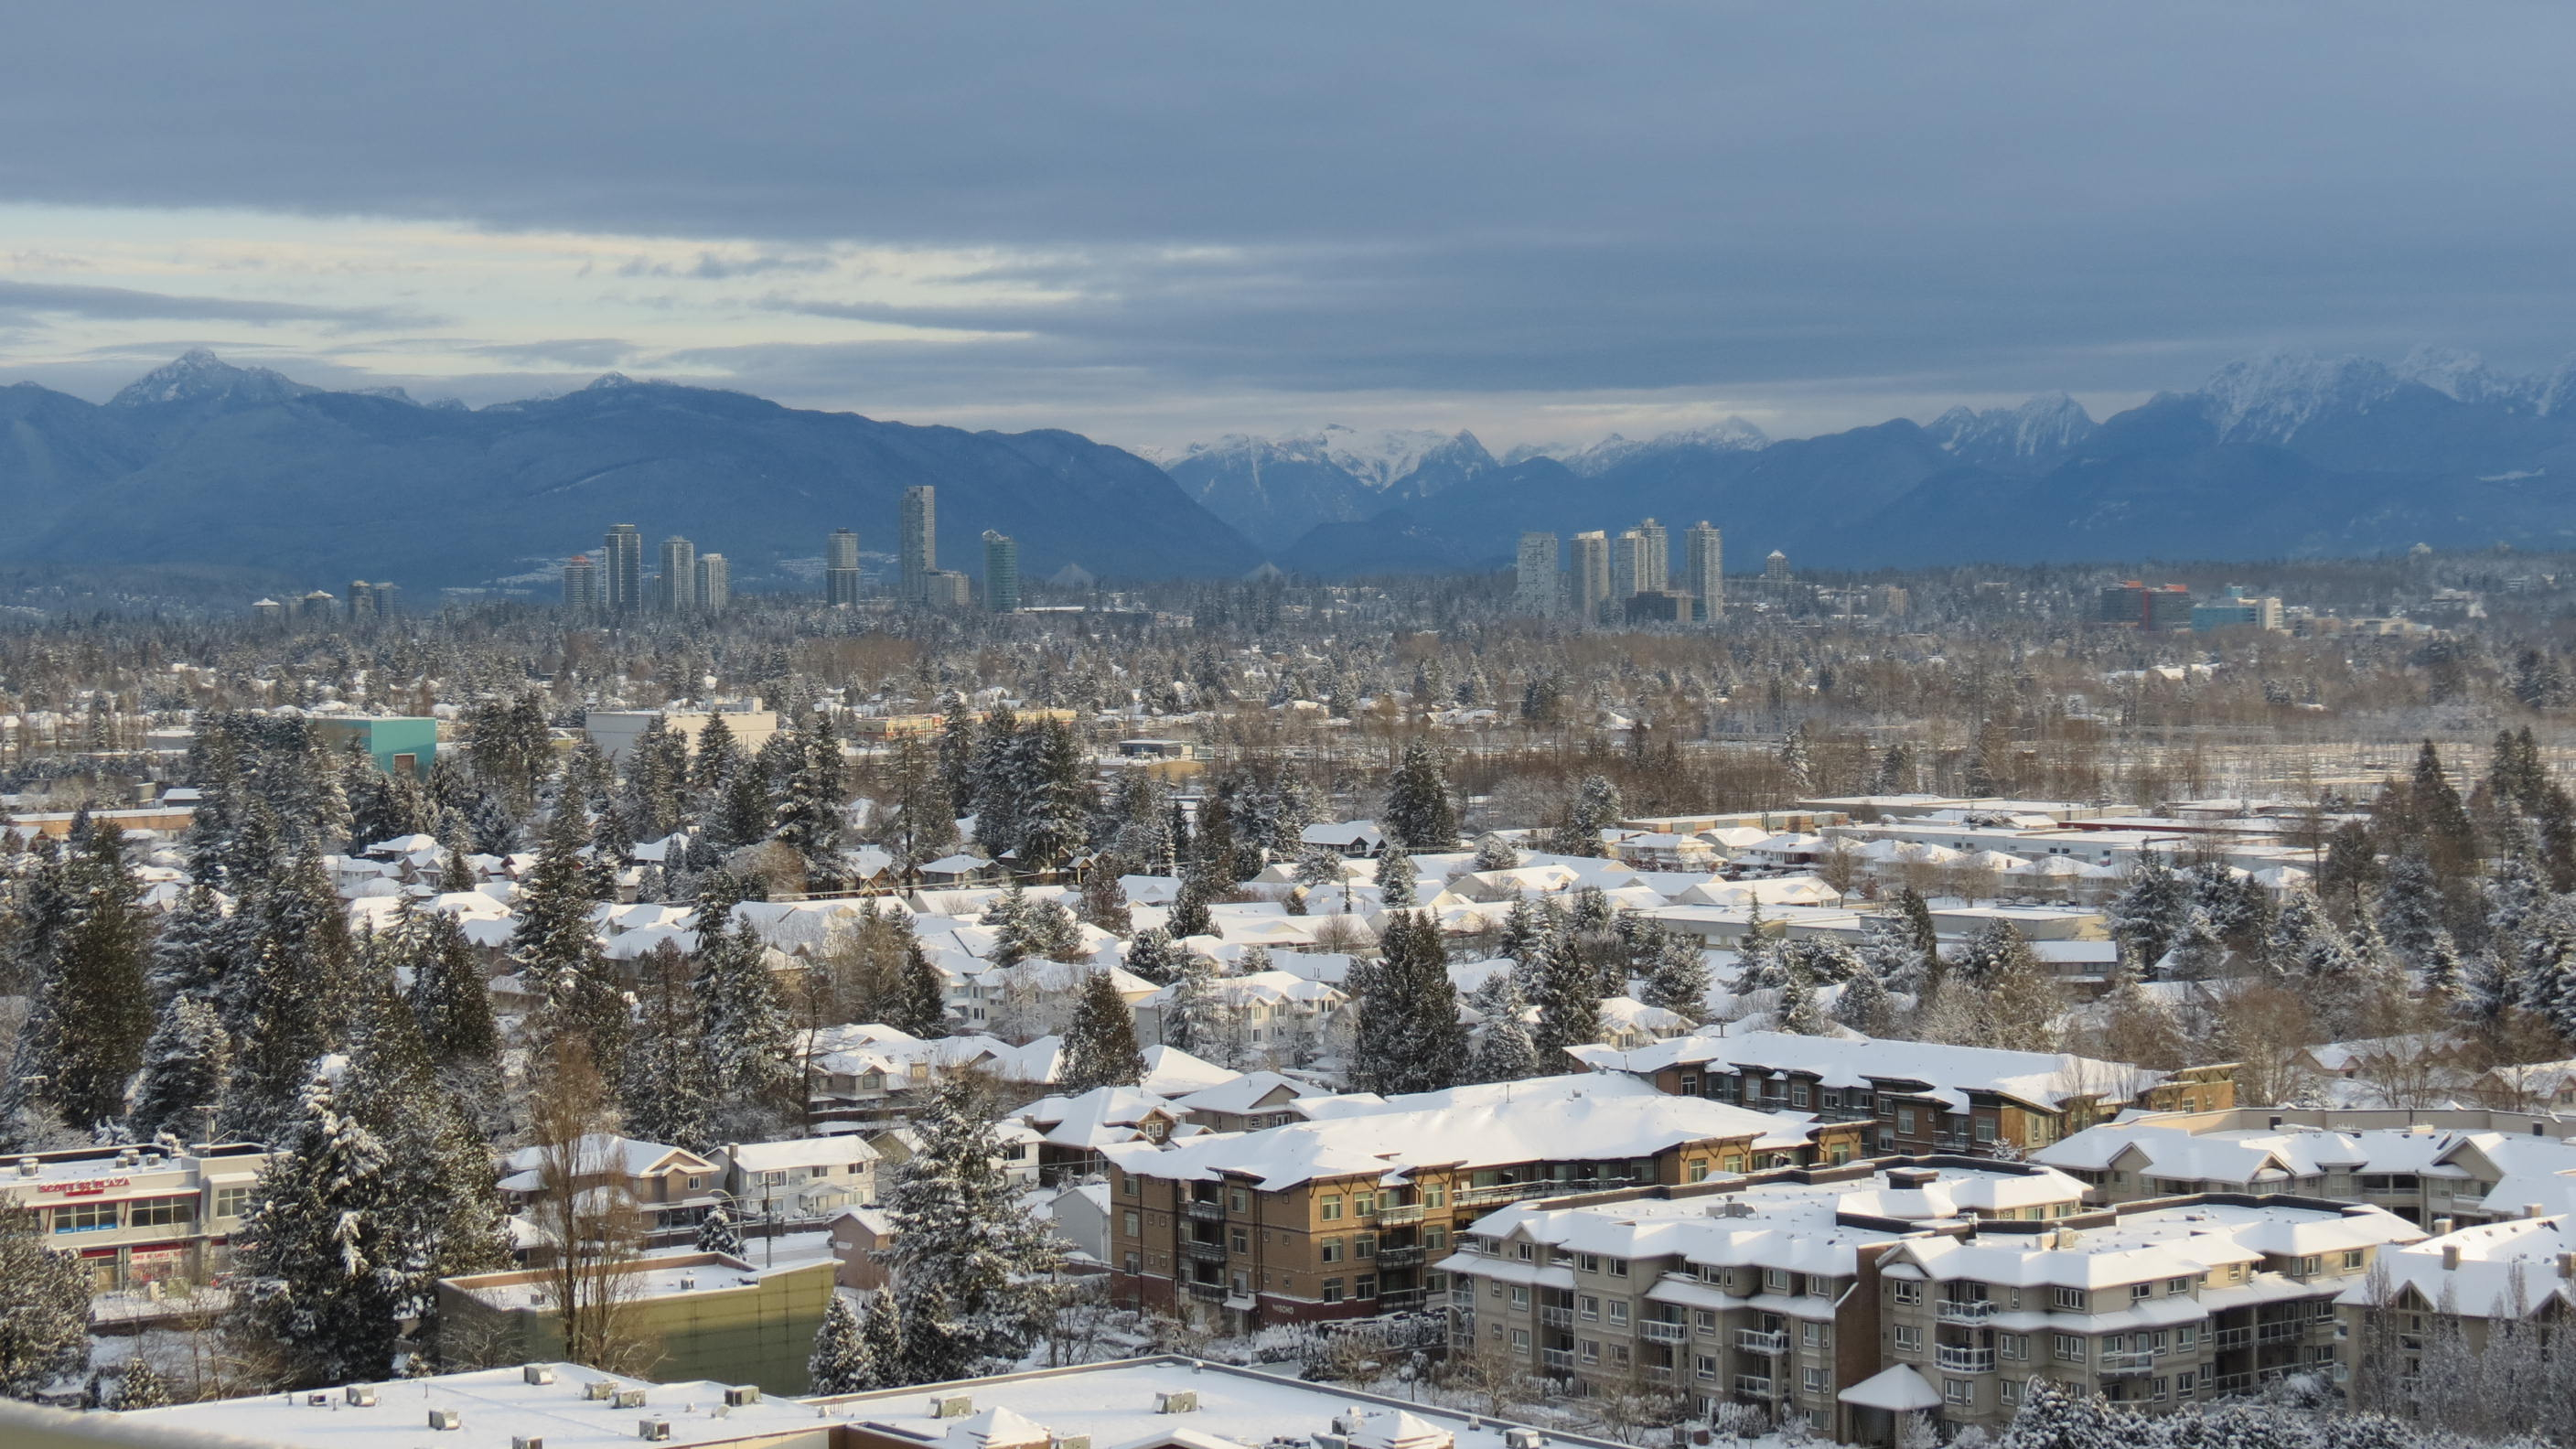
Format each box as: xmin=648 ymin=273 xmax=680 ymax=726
xmin=900 ymin=486 xmax=936 ymax=602
xmin=982 ymin=531 xmax=1020 ymax=613
xmin=1514 ymin=532 xmax=1559 ymax=617
xmin=1567 ymin=531 xmax=1612 ymax=626
xmin=563 ymin=554 xmax=599 ymax=617
xmin=694 ymin=553 xmax=730 ymax=612
xmin=1685 ymin=521 xmax=1724 ymax=622
xmin=825 ymin=527 xmax=863 ymax=605
xmin=1635 ymin=518 xmax=1669 ymax=594
xmin=657 ymin=535 xmax=698 ymax=612
xmin=604 ymin=525 xmax=644 ymax=613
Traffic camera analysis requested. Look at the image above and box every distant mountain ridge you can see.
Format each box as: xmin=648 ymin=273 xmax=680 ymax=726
xmin=1251 ymin=348 xmax=2576 ymax=576
xmin=0 ymin=352 xmax=1262 ymax=590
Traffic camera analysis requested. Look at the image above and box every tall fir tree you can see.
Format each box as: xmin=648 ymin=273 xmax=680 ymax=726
xmin=1381 ymin=738 xmax=1459 ymax=851
xmin=808 ymin=1292 xmax=879 ymax=1394
xmin=892 ymin=929 xmax=950 ymax=1039
xmin=1525 ymin=924 xmax=1601 ymax=1071
xmin=881 ymin=1077 xmax=1064 ymax=1383
xmin=230 ymin=1070 xmax=410 ymax=1387
xmin=0 ymin=1197 xmax=89 ymax=1400
xmin=1061 ymin=970 xmax=1148 ymax=1091
xmin=624 ymin=943 xmax=723 ymax=1152
xmin=513 ymin=802 xmax=628 ymax=1082
xmin=1465 ymin=972 xmax=1540 ymax=1083
xmin=692 ymin=901 xmax=799 ymax=1132
xmin=1159 ymin=950 xmax=1222 ymax=1057
xmin=1375 ymin=841 xmax=1418 ymax=909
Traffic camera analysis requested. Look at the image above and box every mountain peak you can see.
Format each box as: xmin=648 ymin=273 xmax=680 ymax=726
xmin=108 ymin=349 xmax=321 ymax=410
xmin=1926 ymin=392 xmax=2094 ymax=461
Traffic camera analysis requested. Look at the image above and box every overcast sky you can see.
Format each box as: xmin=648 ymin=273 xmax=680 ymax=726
xmin=4 ymin=3 xmax=2574 ymax=451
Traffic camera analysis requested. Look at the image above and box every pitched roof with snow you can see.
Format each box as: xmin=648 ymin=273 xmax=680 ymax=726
xmin=1593 ymin=1029 xmax=2165 ymax=1113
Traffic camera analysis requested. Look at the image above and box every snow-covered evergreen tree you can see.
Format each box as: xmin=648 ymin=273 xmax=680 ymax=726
xmin=774 ymin=726 xmax=849 ymax=887
xmin=1121 ymin=926 xmax=1183 ymax=986
xmin=1349 ymin=910 xmax=1469 ymax=1096
xmin=1471 ymin=834 xmax=1520 ymax=872
xmin=2375 ymin=850 xmax=2445 ymax=971
xmin=808 ymin=1292 xmax=878 ymax=1394
xmin=1527 ymin=925 xmax=1601 ymax=1069
xmin=129 ymin=996 xmax=231 ymax=1143
xmin=695 ymin=1206 xmax=745 ymax=1257
xmin=1546 ymin=774 xmax=1622 ymax=857
xmin=1466 ymin=972 xmax=1540 ymax=1083
xmin=1159 ymin=951 xmax=1222 ymax=1057
xmin=881 ymin=1078 xmax=1065 ymax=1382
xmin=692 ymin=900 xmax=799 ymax=1132
xmin=1013 ymin=720 xmax=1094 ymax=874
xmin=624 ymin=944 xmax=722 ymax=1152
xmin=512 ymin=803 xmax=627 ymax=1084
xmin=1834 ymin=969 xmax=1898 ymax=1037
xmin=231 ymin=1069 xmax=410 ymax=1386
xmin=1062 ymin=970 xmax=1148 ymax=1090
xmin=858 ymin=1289 xmax=905 ymax=1387
xmin=406 ymin=910 xmax=497 ymax=1074
xmin=892 ymin=933 xmax=951 ymax=1039
xmin=1375 ymin=842 xmax=1418 ymax=909
xmin=1636 ymin=922 xmax=1709 ymax=1021
xmin=1776 ymin=963 xmax=1830 ymax=1036
xmin=1381 ymin=738 xmax=1458 ymax=851
xmin=2106 ymin=854 xmax=2190 ymax=971
xmin=1497 ymin=894 xmax=1551 ymax=963
xmin=1165 ymin=876 xmax=1215 ymax=939
xmin=0 ymin=1197 xmax=89 ymax=1400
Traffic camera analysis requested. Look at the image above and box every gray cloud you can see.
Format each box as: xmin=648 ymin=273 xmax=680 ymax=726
xmin=0 ymin=279 xmax=429 ymax=330
xmin=3 ymin=3 xmax=2575 ymax=436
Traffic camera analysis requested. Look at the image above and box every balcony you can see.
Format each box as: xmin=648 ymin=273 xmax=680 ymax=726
xmin=1182 ymin=1198 xmax=1226 ymax=1221
xmin=1640 ymin=1319 xmax=1690 ymax=1344
xmin=1937 ymin=1346 xmax=1996 ymax=1373
xmin=1379 ymin=1288 xmax=1427 ymax=1312
xmin=1733 ymin=1377 xmax=1776 ymax=1399
xmin=1540 ymin=1306 xmax=1575 ymax=1328
xmin=1375 ymin=1245 xmax=1424 ymax=1267
xmin=1375 ymin=1203 xmax=1426 ymax=1226
xmin=1181 ymin=1239 xmax=1227 ymax=1263
xmin=2098 ymin=1349 xmax=2155 ymax=1375
xmin=2211 ymin=1326 xmax=2252 ymax=1351
xmin=1937 ymin=1299 xmax=1997 ymax=1325
xmin=2256 ymin=1321 xmax=2302 ymax=1345
xmin=1735 ymin=1329 xmax=1788 ymax=1355
xmin=1184 ymin=1281 xmax=1225 ymax=1302
xmin=1540 ymin=1348 xmax=1574 ymax=1373
xmin=1644 ymin=1365 xmax=1675 ymax=1385
xmin=2211 ymin=1372 xmax=2256 ymax=1395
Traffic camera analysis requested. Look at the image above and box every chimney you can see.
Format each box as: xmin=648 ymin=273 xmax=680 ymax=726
xmin=2559 ymin=1252 xmax=2575 ymax=1281
xmin=2431 ymin=1218 xmax=2453 ymax=1236
xmin=2442 ymin=1244 xmax=2462 ymax=1272
xmin=2528 ymin=1203 xmax=2549 ymax=1219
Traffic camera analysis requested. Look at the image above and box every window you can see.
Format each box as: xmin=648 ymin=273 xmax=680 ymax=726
xmin=1999 ymin=1334 xmax=2027 ymax=1361
xmin=1809 ymin=1274 xmax=1832 ymax=1298
xmin=1231 ymin=1228 xmax=1250 ymax=1254
xmin=1804 ymin=1368 xmax=1827 ymax=1394
xmin=1892 ymin=1280 xmax=1922 ymax=1305
xmin=1697 ymin=1355 xmax=1720 ymax=1380
xmin=1801 ymin=1322 xmax=1827 ymax=1348
xmin=2169 ymin=1275 xmax=2195 ymax=1294
xmin=2296 ymin=1255 xmax=2321 ymax=1276
xmin=1424 ymin=1186 xmax=1447 ymax=1208
xmin=1511 ymin=1328 xmax=1530 ymax=1349
xmin=1975 ymin=1117 xmax=1998 ymax=1143
xmin=2131 ymin=1283 xmax=2153 ymax=1303
xmin=1610 ymin=1343 xmax=1630 ymax=1367
xmin=1355 ymin=1234 xmax=1377 ymax=1259
xmin=1579 ymin=1295 xmax=1601 ymax=1320
xmin=1606 ymin=1300 xmax=1628 ymax=1326
xmin=2054 ymin=1287 xmax=2087 ymax=1312
xmin=1723 ymin=1154 xmax=1745 ymax=1174
xmin=1608 ymin=1257 xmax=1629 ymax=1278
xmin=1510 ymin=1286 xmax=1530 ymax=1309
xmin=1231 ymin=1188 xmax=1249 ymax=1213
xmin=1515 ymin=1242 xmax=1536 ymax=1261
xmin=1765 ymin=1268 xmax=1790 ymax=1292
xmin=1320 ymin=1196 xmax=1344 ymax=1221
xmin=126 ymin=1196 xmax=192 ymax=1229
xmin=1354 ymin=1193 xmax=1377 ymax=1218
xmin=1894 ymin=1326 xmax=1923 ymax=1352
xmin=2053 ymin=1334 xmax=2085 ymax=1362
xmin=2152 ymin=1378 xmax=2169 ymax=1403
xmin=1897 ymin=1107 xmax=1918 ymax=1133
xmin=1577 ymin=1253 xmax=1601 ymax=1273
xmin=212 ymin=1186 xmax=249 ymax=1219
xmin=51 ymin=1201 xmax=117 ymax=1234
xmin=1321 ymin=1238 xmax=1344 ymax=1263
xmin=1790 ymin=1083 xmax=1810 ymax=1108
xmin=1424 ymin=1227 xmax=1449 ymax=1250
xmin=2341 ymin=1250 xmax=2365 ymax=1271
xmin=1944 ymin=1379 xmax=1974 ymax=1408
xmin=1124 ymin=1252 xmax=1141 ymax=1275
xmin=2000 ymin=1379 xmax=2023 ymax=1408
xmin=1321 ymin=1279 xmax=1345 ymax=1304
xmin=1122 ymin=1175 xmax=1140 ymax=1197
xmin=2176 ymin=1325 xmax=2197 ymax=1349
xmin=1697 ymin=1310 xmax=1719 ymax=1333
xmin=1357 ymin=1275 xmax=1378 ymax=1298
xmin=1122 ymin=1209 xmax=1141 ymax=1237
xmin=1580 ymin=1340 xmax=1600 ymax=1365
xmin=2175 ymin=1368 xmax=2197 ymax=1399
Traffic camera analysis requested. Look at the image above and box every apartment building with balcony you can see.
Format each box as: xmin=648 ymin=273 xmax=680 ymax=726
xmin=1576 ymin=1030 xmax=2234 ymax=1156
xmin=1442 ymin=1159 xmax=2089 ymax=1443
xmin=2334 ymin=1212 xmax=2576 ymax=1375
xmin=1100 ymin=1074 xmax=1867 ymax=1330
xmin=1873 ymin=1196 xmax=2419 ymax=1435
xmin=2034 ymin=1112 xmax=2576 ymax=1226
xmin=0 ymin=1140 xmax=274 ymax=1291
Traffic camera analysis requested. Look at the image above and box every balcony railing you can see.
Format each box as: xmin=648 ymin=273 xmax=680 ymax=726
xmin=1455 ymin=1178 xmax=1637 ymax=1208
xmin=2098 ymin=1349 xmax=2155 ymax=1375
xmin=1182 ymin=1199 xmax=1226 ymax=1221
xmin=1644 ymin=1365 xmax=1675 ymax=1384
xmin=1379 ymin=1288 xmax=1427 ymax=1312
xmin=1185 ymin=1281 xmax=1225 ymax=1302
xmin=1640 ymin=1319 xmax=1690 ymax=1344
xmin=1736 ymin=1329 xmax=1788 ymax=1355
xmin=1181 ymin=1239 xmax=1227 ymax=1262
xmin=1937 ymin=1300 xmax=1997 ymax=1325
xmin=1733 ymin=1377 xmax=1775 ymax=1399
xmin=1937 ymin=1346 xmax=1996 ymax=1373
xmin=1540 ymin=1306 xmax=1575 ymax=1328
xmin=1374 ymin=1245 xmax=1424 ymax=1267
xmin=2212 ymin=1326 xmax=2252 ymax=1350
xmin=2211 ymin=1372 xmax=2256 ymax=1395
xmin=2256 ymin=1321 xmax=2302 ymax=1345
xmin=1375 ymin=1203 xmax=1426 ymax=1226
xmin=1540 ymin=1348 xmax=1574 ymax=1372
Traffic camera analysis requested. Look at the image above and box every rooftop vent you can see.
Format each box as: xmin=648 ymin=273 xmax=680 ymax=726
xmin=1055 ymin=1437 xmax=1092 ymax=1449
xmin=1505 ymin=1431 xmax=1548 ymax=1449
xmin=429 ymin=1409 xmax=464 ymax=1431
xmin=639 ymin=1419 xmax=673 ymax=1442
xmin=513 ymin=1438 xmax=545 ymax=1449
xmin=523 ymin=1366 xmax=555 ymax=1386
xmin=1884 ymin=1168 xmax=1939 ymax=1189
xmin=2442 ymin=1244 xmax=2463 ymax=1272
xmin=585 ymin=1381 xmax=617 ymax=1401
xmin=1156 ymin=1391 xmax=1199 ymax=1414
xmin=614 ymin=1389 xmax=649 ymax=1409
xmin=933 ymin=1395 xmax=975 ymax=1419
xmin=15 ymin=1158 xmax=34 ymax=1177
xmin=345 ymin=1386 xmax=377 ymax=1407
xmin=678 ymin=1275 xmax=697 ymax=1290
xmin=724 ymin=1386 xmax=760 ymax=1407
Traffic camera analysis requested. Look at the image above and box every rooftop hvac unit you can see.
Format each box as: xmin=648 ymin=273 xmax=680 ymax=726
xmin=1055 ymin=1436 xmax=1092 ymax=1449
xmin=585 ymin=1381 xmax=617 ymax=1401
xmin=428 ymin=1409 xmax=464 ymax=1431
xmin=614 ymin=1389 xmax=649 ymax=1409
xmin=513 ymin=1439 xmax=546 ymax=1449
xmin=1156 ymin=1391 xmax=1199 ymax=1414
xmin=16 ymin=1158 xmax=36 ymax=1177
xmin=934 ymin=1395 xmax=975 ymax=1418
xmin=345 ymin=1386 xmax=377 ymax=1407
xmin=1505 ymin=1430 xmax=1548 ymax=1449
xmin=523 ymin=1366 xmax=556 ymax=1386
xmin=724 ymin=1386 xmax=761 ymax=1407
xmin=639 ymin=1419 xmax=673 ymax=1442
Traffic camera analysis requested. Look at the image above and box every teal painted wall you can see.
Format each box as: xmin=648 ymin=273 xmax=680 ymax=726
xmin=313 ymin=716 xmax=439 ymax=780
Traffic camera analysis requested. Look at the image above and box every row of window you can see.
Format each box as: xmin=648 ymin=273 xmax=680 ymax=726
xmin=44 ymin=1192 xmax=233 ymax=1234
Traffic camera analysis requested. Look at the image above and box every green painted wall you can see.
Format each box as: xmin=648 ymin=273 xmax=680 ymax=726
xmin=311 ymin=716 xmax=439 ymax=781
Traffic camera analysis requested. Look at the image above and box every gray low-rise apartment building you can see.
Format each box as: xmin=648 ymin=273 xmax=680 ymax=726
xmin=1442 ymin=1158 xmax=2091 ymax=1443
xmin=1443 ymin=1158 xmax=2421 ymax=1445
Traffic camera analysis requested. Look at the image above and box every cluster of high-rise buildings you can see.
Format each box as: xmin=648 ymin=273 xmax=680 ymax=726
xmin=562 ymin=486 xmax=1021 ymax=617
xmin=250 ymin=580 xmax=400 ymax=624
xmin=562 ymin=523 xmax=730 ymax=618
xmin=1516 ymin=518 xmax=1729 ymax=625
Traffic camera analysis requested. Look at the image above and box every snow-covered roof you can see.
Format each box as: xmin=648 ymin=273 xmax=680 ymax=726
xmin=1105 ymin=1072 xmax=1824 ymax=1191
xmin=1593 ymin=1029 xmax=2164 ymax=1113
xmin=1172 ymin=1069 xmax=1324 ymax=1116
xmin=726 ymin=1134 xmax=880 ymax=1172
xmin=1885 ymin=1198 xmax=2420 ymax=1292
xmin=1841 ymin=1365 xmax=1944 ymax=1411
xmin=2341 ymin=1214 xmax=2576 ymax=1317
